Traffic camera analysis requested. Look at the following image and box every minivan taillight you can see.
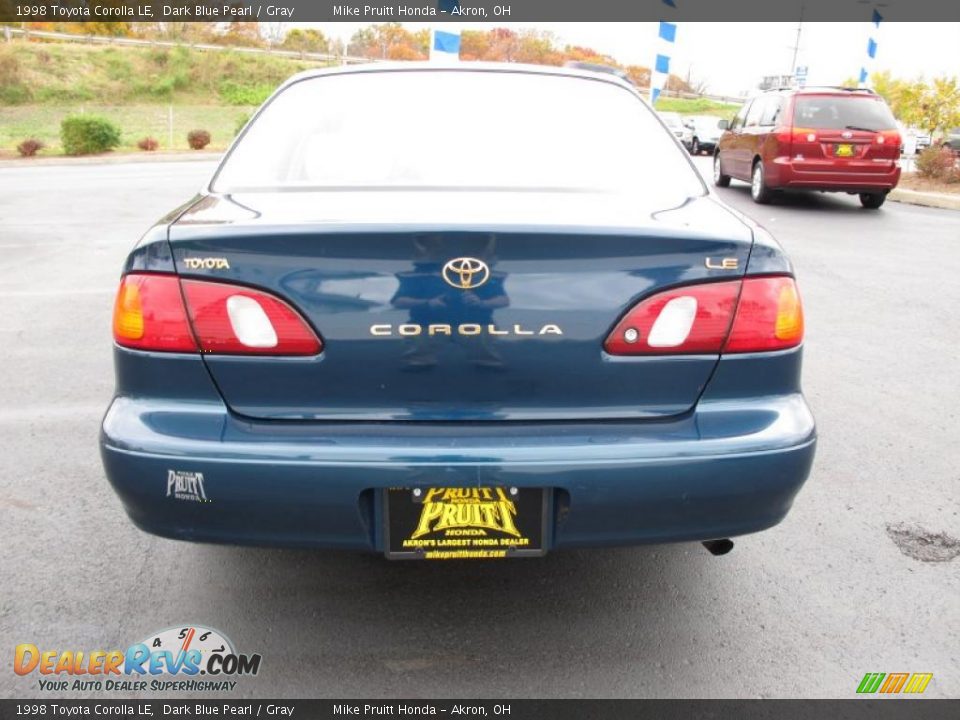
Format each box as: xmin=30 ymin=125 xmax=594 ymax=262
xmin=112 ymin=274 xmax=322 ymax=355
xmin=604 ymin=277 xmax=803 ymax=355
xmin=776 ymin=127 xmax=819 ymax=145
xmin=875 ymin=130 xmax=901 ymax=145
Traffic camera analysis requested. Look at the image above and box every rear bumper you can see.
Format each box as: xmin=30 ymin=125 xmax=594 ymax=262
xmin=100 ymin=392 xmax=816 ymax=552
xmin=769 ymin=156 xmax=901 ymax=192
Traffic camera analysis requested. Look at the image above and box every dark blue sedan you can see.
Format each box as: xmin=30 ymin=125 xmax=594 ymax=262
xmin=100 ymin=64 xmax=815 ymax=560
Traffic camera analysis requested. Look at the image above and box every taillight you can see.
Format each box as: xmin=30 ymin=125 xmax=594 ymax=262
xmin=181 ymin=280 xmax=322 ymax=355
xmin=604 ymin=281 xmax=740 ymax=355
xmin=776 ymin=127 xmax=818 ymax=144
xmin=604 ymin=277 xmax=803 ymax=356
xmin=876 ymin=130 xmax=901 ymax=153
xmin=112 ymin=274 xmax=322 ymax=355
xmin=112 ymin=274 xmax=197 ymax=352
xmin=723 ymin=276 xmax=804 ymax=353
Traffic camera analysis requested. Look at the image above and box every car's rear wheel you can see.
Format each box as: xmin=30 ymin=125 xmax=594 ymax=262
xmin=691 ymin=138 xmax=700 ymax=155
xmin=750 ymin=161 xmax=773 ymax=204
xmin=713 ymin=153 xmax=731 ymax=188
xmin=859 ymin=192 xmax=887 ymax=209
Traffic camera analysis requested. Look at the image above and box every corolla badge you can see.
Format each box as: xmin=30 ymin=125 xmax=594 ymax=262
xmin=842 ymin=131 xmax=853 ymax=139
xmin=442 ymin=257 xmax=490 ymax=290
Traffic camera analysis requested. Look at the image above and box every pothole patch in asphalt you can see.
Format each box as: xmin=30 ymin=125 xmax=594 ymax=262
xmin=885 ymin=522 xmax=960 ymax=563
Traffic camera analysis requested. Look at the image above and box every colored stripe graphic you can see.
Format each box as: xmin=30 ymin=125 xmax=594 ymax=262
xmin=857 ymin=672 xmax=933 ymax=694
xmin=903 ymin=673 xmax=934 ymax=694
xmin=879 ymin=673 xmax=909 ymax=693
xmin=857 ymin=673 xmax=885 ymax=694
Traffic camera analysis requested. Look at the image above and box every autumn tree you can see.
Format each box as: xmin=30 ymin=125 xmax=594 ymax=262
xmin=856 ymin=71 xmax=960 ymax=137
xmin=349 ymin=23 xmax=426 ymax=60
xmin=281 ymin=28 xmax=330 ymax=55
xmin=459 ymin=29 xmax=492 ymax=61
xmin=898 ymin=76 xmax=960 ymax=137
xmin=218 ymin=22 xmax=263 ymax=48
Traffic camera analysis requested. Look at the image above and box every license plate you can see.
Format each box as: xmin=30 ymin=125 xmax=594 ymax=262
xmin=384 ymin=487 xmax=547 ymax=560
xmin=835 ymin=143 xmax=855 ymax=157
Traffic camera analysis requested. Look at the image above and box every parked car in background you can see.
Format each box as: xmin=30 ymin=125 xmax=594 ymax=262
xmin=101 ymin=63 xmax=815 ymax=559
xmin=914 ymin=130 xmax=932 ymax=153
xmin=683 ymin=115 xmax=725 ymax=155
xmin=659 ymin=111 xmax=692 ymax=146
xmin=942 ymin=128 xmax=960 ymax=152
xmin=714 ymin=86 xmax=901 ymax=208
xmin=897 ymin=123 xmax=917 ymax=156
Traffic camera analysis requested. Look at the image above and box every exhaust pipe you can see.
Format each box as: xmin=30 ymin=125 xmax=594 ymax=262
xmin=702 ymin=539 xmax=734 ymax=556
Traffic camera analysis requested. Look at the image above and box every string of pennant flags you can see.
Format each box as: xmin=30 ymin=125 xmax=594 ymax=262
xmin=859 ymin=8 xmax=883 ymax=87
xmin=425 ymin=0 xmax=883 ymax=99
xmin=650 ymin=0 xmax=678 ymax=105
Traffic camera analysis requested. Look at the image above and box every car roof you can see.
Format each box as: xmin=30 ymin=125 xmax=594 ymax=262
xmin=277 ymin=61 xmax=639 ymax=95
xmin=759 ymin=85 xmax=878 ymax=97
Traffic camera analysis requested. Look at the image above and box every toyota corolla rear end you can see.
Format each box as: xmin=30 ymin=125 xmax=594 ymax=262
xmin=100 ymin=65 xmax=816 ymax=559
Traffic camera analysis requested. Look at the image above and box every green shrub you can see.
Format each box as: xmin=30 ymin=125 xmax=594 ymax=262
xmin=60 ymin=115 xmax=122 ymax=156
xmin=187 ymin=129 xmax=211 ymax=150
xmin=218 ymin=81 xmax=274 ymax=106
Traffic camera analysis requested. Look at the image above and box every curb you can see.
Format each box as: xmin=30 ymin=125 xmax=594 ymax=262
xmin=888 ymin=187 xmax=960 ymax=211
xmin=0 ymin=152 xmax=222 ymax=169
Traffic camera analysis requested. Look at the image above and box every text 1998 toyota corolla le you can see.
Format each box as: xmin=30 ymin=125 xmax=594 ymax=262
xmin=100 ymin=64 xmax=816 ymax=560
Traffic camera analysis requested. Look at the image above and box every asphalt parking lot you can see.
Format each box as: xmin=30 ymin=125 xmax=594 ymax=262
xmin=1 ymin=157 xmax=957 ymax=699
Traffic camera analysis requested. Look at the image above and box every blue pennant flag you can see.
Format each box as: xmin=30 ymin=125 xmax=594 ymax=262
xmin=658 ymin=21 xmax=677 ymax=44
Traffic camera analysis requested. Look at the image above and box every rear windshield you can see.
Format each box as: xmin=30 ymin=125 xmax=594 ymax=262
xmin=212 ymin=70 xmax=704 ymax=197
xmin=793 ymin=94 xmax=896 ymax=131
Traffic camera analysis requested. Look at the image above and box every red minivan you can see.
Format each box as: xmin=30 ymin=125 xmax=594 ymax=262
xmin=713 ymin=87 xmax=901 ymax=208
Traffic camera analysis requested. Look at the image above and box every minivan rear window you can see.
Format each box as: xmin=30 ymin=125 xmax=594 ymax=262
xmin=793 ymin=95 xmax=896 ymax=131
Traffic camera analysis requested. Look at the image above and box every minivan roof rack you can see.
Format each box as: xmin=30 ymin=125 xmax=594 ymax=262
xmin=763 ymin=85 xmax=876 ymax=94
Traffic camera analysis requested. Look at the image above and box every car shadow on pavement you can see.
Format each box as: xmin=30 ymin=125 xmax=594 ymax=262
xmin=718 ymin=184 xmax=887 ymax=214
xmin=182 ymin=542 xmax=727 ymax=695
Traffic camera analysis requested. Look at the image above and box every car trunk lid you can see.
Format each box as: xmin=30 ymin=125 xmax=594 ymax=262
xmin=169 ymin=191 xmax=753 ymax=422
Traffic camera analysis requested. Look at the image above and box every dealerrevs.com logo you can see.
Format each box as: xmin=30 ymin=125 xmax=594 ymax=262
xmin=14 ymin=625 xmax=261 ymax=693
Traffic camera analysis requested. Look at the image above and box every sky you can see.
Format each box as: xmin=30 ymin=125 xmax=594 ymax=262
xmin=300 ymin=22 xmax=960 ymax=97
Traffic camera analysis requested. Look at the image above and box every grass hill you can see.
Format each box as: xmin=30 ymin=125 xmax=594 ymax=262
xmin=0 ymin=40 xmax=325 ymax=155
xmin=0 ymin=39 xmax=741 ymax=157
xmin=0 ymin=40 xmax=321 ymax=106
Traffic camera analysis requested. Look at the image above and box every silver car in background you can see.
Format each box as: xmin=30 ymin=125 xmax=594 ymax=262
xmin=683 ymin=115 xmax=725 ymax=155
xmin=659 ymin=111 xmax=692 ymax=146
